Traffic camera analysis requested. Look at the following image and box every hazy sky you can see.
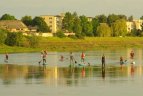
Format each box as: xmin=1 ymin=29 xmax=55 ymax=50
xmin=0 ymin=0 xmax=143 ymax=19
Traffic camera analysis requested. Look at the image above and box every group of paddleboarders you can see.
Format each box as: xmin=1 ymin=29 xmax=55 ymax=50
xmin=67 ymin=50 xmax=135 ymax=67
xmin=3 ymin=50 xmax=135 ymax=68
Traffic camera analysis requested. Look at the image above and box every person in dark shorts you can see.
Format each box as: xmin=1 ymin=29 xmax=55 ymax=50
xmin=42 ymin=50 xmax=47 ymax=65
xmin=102 ymin=54 xmax=105 ymax=68
xmin=5 ymin=53 xmax=9 ymax=63
xmin=120 ymin=56 xmax=124 ymax=69
xmin=60 ymin=55 xmax=64 ymax=61
xmin=120 ymin=56 xmax=124 ymax=65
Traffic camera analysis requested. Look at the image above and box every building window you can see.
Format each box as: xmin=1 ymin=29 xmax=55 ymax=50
xmin=49 ymin=25 xmax=52 ymax=28
xmin=57 ymin=21 xmax=59 ymax=24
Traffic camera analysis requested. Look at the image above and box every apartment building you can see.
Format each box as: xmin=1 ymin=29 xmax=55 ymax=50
xmin=87 ymin=17 xmax=93 ymax=22
xmin=126 ymin=21 xmax=134 ymax=32
xmin=40 ymin=13 xmax=64 ymax=33
xmin=126 ymin=19 xmax=143 ymax=32
xmin=133 ymin=19 xmax=143 ymax=30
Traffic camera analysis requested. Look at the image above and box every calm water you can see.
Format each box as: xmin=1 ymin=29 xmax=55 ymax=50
xmin=0 ymin=48 xmax=143 ymax=96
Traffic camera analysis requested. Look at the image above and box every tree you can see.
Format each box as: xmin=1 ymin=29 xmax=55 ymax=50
xmin=84 ymin=22 xmax=93 ymax=36
xmin=27 ymin=35 xmax=39 ymax=48
xmin=128 ymin=15 xmax=134 ymax=21
xmin=92 ymin=17 xmax=99 ymax=36
xmin=80 ymin=15 xmax=88 ymax=33
xmin=55 ymin=30 xmax=66 ymax=38
xmin=80 ymin=15 xmax=93 ymax=36
xmin=118 ymin=15 xmax=127 ymax=20
xmin=62 ymin=12 xmax=74 ymax=32
xmin=21 ymin=16 xmax=32 ymax=26
xmin=111 ymin=19 xmax=127 ymax=36
xmin=32 ymin=17 xmax=50 ymax=32
xmin=140 ymin=16 xmax=143 ymax=20
xmin=107 ymin=14 xmax=119 ymax=26
xmin=0 ymin=14 xmax=16 ymax=20
xmin=96 ymin=23 xmax=111 ymax=37
xmin=73 ymin=16 xmax=82 ymax=35
xmin=96 ymin=14 xmax=107 ymax=23
xmin=5 ymin=32 xmax=24 ymax=46
xmin=0 ymin=29 xmax=7 ymax=44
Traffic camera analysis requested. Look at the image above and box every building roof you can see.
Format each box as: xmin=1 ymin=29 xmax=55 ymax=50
xmin=0 ymin=20 xmax=28 ymax=29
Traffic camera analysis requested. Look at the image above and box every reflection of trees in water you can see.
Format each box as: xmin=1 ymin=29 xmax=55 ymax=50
xmin=0 ymin=64 xmax=142 ymax=85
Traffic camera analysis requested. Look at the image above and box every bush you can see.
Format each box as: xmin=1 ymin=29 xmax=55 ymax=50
xmin=0 ymin=29 xmax=7 ymax=44
xmin=68 ymin=35 xmax=78 ymax=39
xmin=5 ymin=32 xmax=24 ymax=46
xmin=55 ymin=30 xmax=66 ymax=38
xmin=75 ymin=33 xmax=85 ymax=39
xmin=27 ymin=35 xmax=39 ymax=48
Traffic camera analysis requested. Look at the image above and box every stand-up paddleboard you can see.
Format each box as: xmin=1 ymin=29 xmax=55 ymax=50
xmin=78 ymin=63 xmax=86 ymax=67
xmin=75 ymin=61 xmax=90 ymax=67
xmin=120 ymin=60 xmax=135 ymax=65
xmin=131 ymin=61 xmax=135 ymax=65
xmin=120 ymin=60 xmax=128 ymax=65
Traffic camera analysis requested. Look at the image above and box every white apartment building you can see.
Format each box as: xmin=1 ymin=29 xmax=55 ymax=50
xmin=40 ymin=13 xmax=64 ymax=33
xmin=126 ymin=19 xmax=143 ymax=32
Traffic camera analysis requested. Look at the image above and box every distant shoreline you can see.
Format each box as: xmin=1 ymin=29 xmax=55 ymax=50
xmin=0 ymin=37 xmax=143 ymax=53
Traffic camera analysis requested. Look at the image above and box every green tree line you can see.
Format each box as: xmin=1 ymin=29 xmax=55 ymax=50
xmin=1 ymin=12 xmax=143 ymax=38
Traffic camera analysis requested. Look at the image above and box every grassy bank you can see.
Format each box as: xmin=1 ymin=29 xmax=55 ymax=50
xmin=0 ymin=37 xmax=143 ymax=53
xmin=39 ymin=37 xmax=143 ymax=51
xmin=0 ymin=45 xmax=42 ymax=54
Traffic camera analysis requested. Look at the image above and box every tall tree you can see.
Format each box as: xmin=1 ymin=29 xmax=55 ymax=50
xmin=92 ymin=17 xmax=99 ymax=36
xmin=73 ymin=16 xmax=82 ymax=35
xmin=128 ymin=15 xmax=134 ymax=21
xmin=118 ymin=15 xmax=127 ymax=20
xmin=80 ymin=15 xmax=88 ymax=34
xmin=21 ymin=16 xmax=33 ymax=26
xmin=96 ymin=23 xmax=111 ymax=37
xmin=0 ymin=14 xmax=16 ymax=20
xmin=32 ymin=17 xmax=50 ymax=32
xmin=107 ymin=14 xmax=119 ymax=26
xmin=0 ymin=29 xmax=7 ymax=44
xmin=84 ymin=22 xmax=93 ymax=36
xmin=111 ymin=19 xmax=127 ymax=36
xmin=80 ymin=15 xmax=93 ymax=36
xmin=96 ymin=14 xmax=107 ymax=23
xmin=140 ymin=16 xmax=143 ymax=20
xmin=62 ymin=12 xmax=74 ymax=32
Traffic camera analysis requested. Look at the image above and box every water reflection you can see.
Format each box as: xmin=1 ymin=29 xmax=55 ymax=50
xmin=0 ymin=64 xmax=143 ymax=86
xmin=102 ymin=66 xmax=105 ymax=79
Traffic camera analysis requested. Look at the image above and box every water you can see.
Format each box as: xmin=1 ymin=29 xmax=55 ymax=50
xmin=0 ymin=48 xmax=143 ymax=96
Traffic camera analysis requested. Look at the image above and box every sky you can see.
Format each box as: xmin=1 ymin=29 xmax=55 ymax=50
xmin=0 ymin=0 xmax=143 ymax=19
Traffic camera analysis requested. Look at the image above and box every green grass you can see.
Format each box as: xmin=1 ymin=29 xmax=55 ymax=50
xmin=0 ymin=45 xmax=42 ymax=53
xmin=1 ymin=37 xmax=143 ymax=53
xmin=38 ymin=37 xmax=143 ymax=51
